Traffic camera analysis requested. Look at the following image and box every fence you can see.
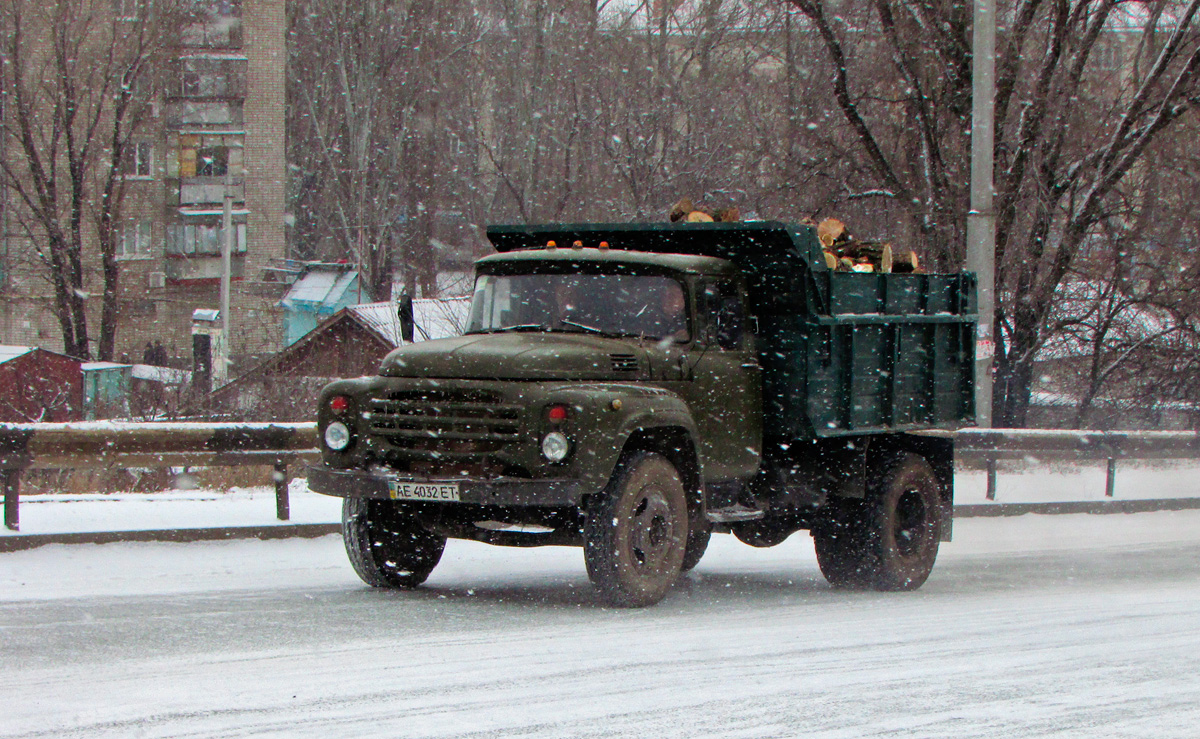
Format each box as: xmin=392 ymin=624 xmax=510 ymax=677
xmin=948 ymin=428 xmax=1200 ymax=500
xmin=4 ymin=423 xmax=1200 ymax=533
xmin=1 ymin=422 xmax=318 ymax=531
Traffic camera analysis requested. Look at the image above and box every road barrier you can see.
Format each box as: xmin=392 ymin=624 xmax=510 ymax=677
xmin=1 ymin=422 xmax=318 ymax=531
xmin=946 ymin=428 xmax=1200 ymax=500
xmin=3 ymin=423 xmax=1199 ymax=533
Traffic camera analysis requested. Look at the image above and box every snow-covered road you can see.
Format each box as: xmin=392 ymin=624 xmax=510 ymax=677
xmin=3 ymin=511 xmax=1200 ymax=737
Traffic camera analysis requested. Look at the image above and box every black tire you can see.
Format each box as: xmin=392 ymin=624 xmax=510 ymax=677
xmin=812 ymin=498 xmax=872 ymax=588
xmin=584 ymin=452 xmax=689 ymax=607
xmin=680 ymin=520 xmax=712 ymax=572
xmin=813 ymin=453 xmax=943 ymax=591
xmin=342 ymin=497 xmax=446 ymax=589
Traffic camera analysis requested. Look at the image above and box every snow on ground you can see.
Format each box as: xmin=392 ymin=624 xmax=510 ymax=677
xmin=2 ymin=511 xmax=1199 ymax=737
xmin=2 ymin=466 xmax=1199 ymax=737
xmin=3 ymin=461 xmax=1198 ymax=537
xmin=1 ymin=508 xmax=1198 ymax=604
xmin=0 ymin=479 xmax=343 ymax=537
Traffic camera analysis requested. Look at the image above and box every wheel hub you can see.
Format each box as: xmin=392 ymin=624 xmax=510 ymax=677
xmin=893 ymin=489 xmax=927 ymax=558
xmin=627 ymin=490 xmax=673 ymax=570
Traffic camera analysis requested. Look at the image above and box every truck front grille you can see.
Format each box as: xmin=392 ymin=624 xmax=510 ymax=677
xmin=366 ymin=388 xmax=522 ymax=463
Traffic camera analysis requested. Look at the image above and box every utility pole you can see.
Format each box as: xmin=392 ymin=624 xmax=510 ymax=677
xmin=966 ymin=0 xmax=997 ymax=428
xmin=1 ymin=57 xmax=8 ymax=294
xmin=220 ymin=170 xmax=233 ymax=385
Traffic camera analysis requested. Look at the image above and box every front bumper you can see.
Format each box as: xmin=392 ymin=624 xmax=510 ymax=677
xmin=307 ymin=465 xmax=586 ymax=507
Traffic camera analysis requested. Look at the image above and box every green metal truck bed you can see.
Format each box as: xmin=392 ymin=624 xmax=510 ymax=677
xmin=486 ymin=222 xmax=976 ymax=440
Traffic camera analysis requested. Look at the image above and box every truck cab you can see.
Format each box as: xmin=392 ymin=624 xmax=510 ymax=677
xmin=309 ymin=222 xmax=975 ymax=607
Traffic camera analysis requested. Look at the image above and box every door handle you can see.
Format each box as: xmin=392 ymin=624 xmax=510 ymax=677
xmin=679 ymin=353 xmax=693 ymax=380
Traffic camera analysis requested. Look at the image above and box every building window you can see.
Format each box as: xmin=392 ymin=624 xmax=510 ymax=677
xmin=1093 ymin=39 xmax=1125 ymax=72
xmin=120 ymin=140 xmax=153 ymax=179
xmin=168 ymin=133 xmax=244 ymax=178
xmin=165 ymin=100 xmax=244 ymax=128
xmin=167 ymin=222 xmax=247 ymax=256
xmin=196 ymin=146 xmax=228 ymax=177
xmin=180 ymin=0 xmax=243 ymax=48
xmin=179 ymin=57 xmax=245 ymax=98
xmin=182 ymin=69 xmax=228 ymax=98
xmin=118 ymin=221 xmax=153 ymax=260
xmin=115 ymin=0 xmax=145 ymax=21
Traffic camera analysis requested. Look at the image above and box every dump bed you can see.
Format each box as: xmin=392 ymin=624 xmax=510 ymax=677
xmin=487 ymin=222 xmax=976 ymax=441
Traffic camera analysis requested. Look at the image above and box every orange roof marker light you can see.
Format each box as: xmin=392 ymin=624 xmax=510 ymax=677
xmin=546 ymin=240 xmax=557 ymax=249
xmin=572 ymin=240 xmax=583 ymax=249
xmin=598 ymin=241 xmax=610 ymax=250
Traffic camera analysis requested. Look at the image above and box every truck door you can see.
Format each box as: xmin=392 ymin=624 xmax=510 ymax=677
xmin=680 ymin=278 xmax=763 ymax=481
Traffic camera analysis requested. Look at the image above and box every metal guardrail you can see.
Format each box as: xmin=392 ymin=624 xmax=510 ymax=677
xmin=2 ymin=424 xmax=1198 ymax=533
xmin=946 ymin=428 xmax=1200 ymax=500
xmin=1 ymin=422 xmax=318 ymax=531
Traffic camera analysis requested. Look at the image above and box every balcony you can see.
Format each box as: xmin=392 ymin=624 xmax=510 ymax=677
xmin=170 ymin=57 xmax=248 ymax=99
xmin=165 ymin=254 xmax=247 ymax=285
xmin=171 ymin=176 xmax=245 ymax=206
xmin=166 ymin=100 xmax=244 ymax=128
xmin=180 ymin=17 xmax=242 ymax=49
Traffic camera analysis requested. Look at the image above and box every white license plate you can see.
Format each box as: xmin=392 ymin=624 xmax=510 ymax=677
xmin=388 ymin=481 xmax=461 ymax=502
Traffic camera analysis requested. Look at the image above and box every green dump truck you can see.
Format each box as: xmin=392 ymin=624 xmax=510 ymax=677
xmin=308 ymin=222 xmax=976 ymax=607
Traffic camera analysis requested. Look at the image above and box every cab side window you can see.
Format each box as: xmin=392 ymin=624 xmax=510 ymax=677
xmin=700 ymin=280 xmax=744 ymax=350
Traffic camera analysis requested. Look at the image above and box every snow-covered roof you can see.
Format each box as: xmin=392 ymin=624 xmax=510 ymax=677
xmin=82 ymin=362 xmax=131 ymax=372
xmin=350 ymin=297 xmax=471 ymax=346
xmin=0 ymin=345 xmax=35 ymax=365
xmin=283 ymin=271 xmax=338 ymax=305
xmin=176 ymin=208 xmax=251 ymax=217
xmin=1030 ymin=389 xmax=1200 ymax=412
xmin=1034 ymin=278 xmax=1200 ymax=362
xmin=282 ymin=269 xmax=359 ymax=311
xmin=132 ymin=364 xmax=192 ymax=385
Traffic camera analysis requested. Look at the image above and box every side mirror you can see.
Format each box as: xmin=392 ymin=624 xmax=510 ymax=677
xmin=398 ymin=293 xmax=415 ymax=343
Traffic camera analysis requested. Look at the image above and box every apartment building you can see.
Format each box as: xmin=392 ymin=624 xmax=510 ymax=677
xmin=0 ymin=0 xmax=287 ymax=371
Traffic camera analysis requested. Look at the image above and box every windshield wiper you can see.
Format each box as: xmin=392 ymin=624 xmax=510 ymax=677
xmin=468 ymin=324 xmax=552 ymax=334
xmin=559 ymin=318 xmax=605 ymax=334
xmin=559 ymin=319 xmax=651 ymax=339
xmin=469 ymin=321 xmax=647 ymax=339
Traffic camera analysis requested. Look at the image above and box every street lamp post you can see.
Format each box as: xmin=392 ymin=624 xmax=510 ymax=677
xmin=220 ymin=171 xmax=233 ymax=386
xmin=966 ymin=0 xmax=997 ymax=428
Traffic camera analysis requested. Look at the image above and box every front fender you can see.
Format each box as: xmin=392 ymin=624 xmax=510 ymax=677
xmin=554 ymin=383 xmax=699 ymax=494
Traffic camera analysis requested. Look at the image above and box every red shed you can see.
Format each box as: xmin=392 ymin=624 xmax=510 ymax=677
xmin=0 ymin=346 xmax=84 ymax=422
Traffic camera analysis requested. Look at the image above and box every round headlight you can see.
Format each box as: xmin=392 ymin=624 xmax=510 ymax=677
xmin=541 ymin=431 xmax=570 ymax=462
xmin=324 ymin=421 xmax=351 ymax=451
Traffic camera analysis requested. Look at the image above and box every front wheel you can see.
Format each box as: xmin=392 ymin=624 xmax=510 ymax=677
xmin=584 ymin=452 xmax=689 ymax=607
xmin=680 ymin=520 xmax=712 ymax=572
xmin=342 ymin=497 xmax=446 ymax=589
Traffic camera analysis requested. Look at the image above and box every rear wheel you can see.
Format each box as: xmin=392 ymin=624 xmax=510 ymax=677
xmin=813 ymin=453 xmax=942 ymax=591
xmin=584 ymin=452 xmax=689 ymax=607
xmin=342 ymin=497 xmax=446 ymax=589
xmin=812 ymin=498 xmax=872 ymax=587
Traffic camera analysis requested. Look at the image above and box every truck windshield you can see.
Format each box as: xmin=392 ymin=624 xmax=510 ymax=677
xmin=465 ymin=273 xmax=690 ymax=342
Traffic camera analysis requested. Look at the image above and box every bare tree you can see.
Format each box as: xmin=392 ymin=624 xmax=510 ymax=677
xmin=0 ymin=0 xmax=180 ymax=360
xmin=1051 ymin=111 xmax=1200 ymax=426
xmin=288 ymin=0 xmax=484 ymax=299
xmin=283 ymin=0 xmax=1200 ymax=429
